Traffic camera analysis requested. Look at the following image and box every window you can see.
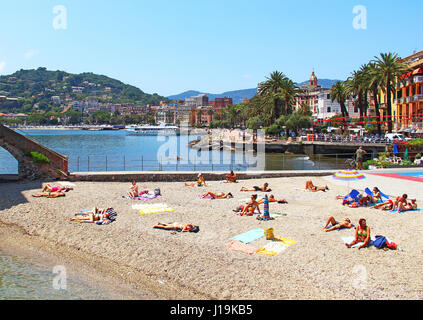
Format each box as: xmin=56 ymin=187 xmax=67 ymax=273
xmin=327 ymin=107 xmax=331 ymax=113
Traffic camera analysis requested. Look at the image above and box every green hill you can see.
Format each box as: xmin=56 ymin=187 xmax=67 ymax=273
xmin=0 ymin=67 xmax=167 ymax=112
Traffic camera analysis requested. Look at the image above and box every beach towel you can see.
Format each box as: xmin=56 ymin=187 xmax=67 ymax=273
xmin=135 ymin=203 xmax=174 ymax=215
xmin=389 ymin=208 xmax=422 ymax=214
xmin=342 ymin=236 xmax=376 ymax=248
xmin=199 ymin=194 xmax=214 ymax=199
xmin=232 ymin=228 xmax=265 ymax=244
xmin=325 ymin=223 xmax=355 ymax=231
xmin=256 ymin=237 xmax=296 ymax=256
xmin=365 ymin=187 xmax=389 ymax=200
xmin=123 ymin=193 xmax=161 ymax=201
xmin=226 ymin=240 xmax=257 ymax=255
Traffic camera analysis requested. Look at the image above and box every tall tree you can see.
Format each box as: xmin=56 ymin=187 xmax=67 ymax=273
xmin=330 ymin=81 xmax=350 ymax=132
xmin=372 ymin=52 xmax=407 ymax=133
xmin=258 ymin=71 xmax=288 ymax=124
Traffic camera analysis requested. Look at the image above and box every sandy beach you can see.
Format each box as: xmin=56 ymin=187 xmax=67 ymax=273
xmin=1 ymin=172 xmax=423 ymax=300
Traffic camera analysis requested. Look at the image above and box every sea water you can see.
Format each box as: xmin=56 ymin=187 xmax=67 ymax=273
xmin=0 ymin=250 xmax=112 ymax=300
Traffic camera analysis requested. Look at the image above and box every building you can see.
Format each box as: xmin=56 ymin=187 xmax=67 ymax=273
xmin=185 ymin=94 xmax=209 ymax=107
xmin=51 ymin=96 xmax=61 ymax=104
xmin=295 ymin=71 xmax=328 ymax=118
xmin=394 ymin=50 xmax=423 ymax=130
xmin=317 ymin=90 xmax=359 ymax=120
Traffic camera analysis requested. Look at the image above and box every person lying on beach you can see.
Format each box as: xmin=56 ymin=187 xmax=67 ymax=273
xmin=201 ymin=191 xmax=233 ymax=199
xmin=153 ymin=222 xmax=199 ymax=233
xmin=240 ymin=194 xmax=261 ymax=216
xmin=240 ymin=183 xmax=271 ymax=192
xmin=345 ymin=218 xmax=370 ymax=250
xmin=372 ymin=199 xmax=394 ymax=211
xmin=32 ymin=191 xmax=66 ymax=198
xmin=185 ymin=173 xmax=206 ymax=187
xmin=42 ymin=184 xmax=73 ymax=193
xmin=305 ymin=180 xmax=328 ymax=192
xmin=71 ymin=207 xmax=116 ymax=223
xmin=225 ymin=170 xmax=237 ymax=183
xmin=257 ymin=194 xmax=288 ymax=204
xmin=323 ymin=216 xmax=352 ymax=232
xmin=398 ymin=199 xmax=417 ymax=212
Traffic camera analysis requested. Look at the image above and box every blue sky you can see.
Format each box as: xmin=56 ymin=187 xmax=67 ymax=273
xmin=0 ymin=0 xmax=422 ymax=97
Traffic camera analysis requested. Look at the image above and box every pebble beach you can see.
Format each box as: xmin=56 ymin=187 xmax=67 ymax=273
xmin=1 ymin=172 xmax=423 ymax=300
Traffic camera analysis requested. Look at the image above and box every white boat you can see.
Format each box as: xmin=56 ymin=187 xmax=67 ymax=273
xmin=126 ymin=123 xmax=180 ymax=136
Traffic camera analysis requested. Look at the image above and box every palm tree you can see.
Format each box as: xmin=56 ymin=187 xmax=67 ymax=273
xmin=258 ymin=71 xmax=288 ymax=124
xmin=366 ymin=62 xmax=384 ymax=136
xmin=207 ymin=109 xmax=214 ymax=124
xmin=196 ymin=109 xmax=203 ymax=126
xmin=331 ymin=81 xmax=350 ymax=132
xmin=372 ymin=52 xmax=408 ymax=133
xmin=280 ymin=79 xmax=300 ymax=116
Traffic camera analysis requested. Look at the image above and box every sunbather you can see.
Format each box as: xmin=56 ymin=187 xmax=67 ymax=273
xmin=41 ymin=184 xmax=73 ymax=193
xmin=201 ymin=191 xmax=233 ymax=199
xmin=346 ymin=218 xmax=371 ymax=250
xmin=32 ymin=191 xmax=66 ymax=198
xmin=305 ymin=180 xmax=328 ymax=192
xmin=393 ymin=194 xmax=408 ymax=210
xmin=185 ymin=173 xmax=206 ymax=187
xmin=240 ymin=194 xmax=261 ymax=216
xmin=369 ymin=187 xmax=382 ymax=203
xmin=257 ymin=194 xmax=287 ymax=204
xmin=71 ymin=207 xmax=116 ymax=223
xmin=323 ymin=216 xmax=353 ymax=232
xmin=128 ymin=180 xmax=141 ymax=199
xmin=153 ymin=222 xmax=199 ymax=233
xmin=398 ymin=199 xmax=417 ymax=212
xmin=240 ymin=183 xmax=272 ymax=192
xmin=372 ymin=199 xmax=394 ymax=211
xmin=225 ymin=170 xmax=237 ymax=183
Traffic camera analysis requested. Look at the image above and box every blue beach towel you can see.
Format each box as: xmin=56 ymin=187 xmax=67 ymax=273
xmin=365 ymin=188 xmax=389 ymax=200
xmin=232 ymin=228 xmax=265 ymax=244
xmin=389 ymin=208 xmax=422 ymax=214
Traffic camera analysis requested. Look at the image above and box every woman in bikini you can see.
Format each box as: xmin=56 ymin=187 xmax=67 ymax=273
xmin=305 ymin=180 xmax=328 ymax=192
xmin=373 ymin=199 xmax=394 ymax=211
xmin=240 ymin=194 xmax=261 ymax=216
xmin=32 ymin=191 xmax=66 ymax=198
xmin=201 ymin=191 xmax=233 ymax=199
xmin=71 ymin=207 xmax=113 ymax=223
xmin=370 ymin=187 xmax=382 ymax=203
xmin=323 ymin=216 xmax=352 ymax=232
xmin=240 ymin=183 xmax=271 ymax=192
xmin=398 ymin=199 xmax=417 ymax=212
xmin=153 ymin=222 xmax=199 ymax=232
xmin=393 ymin=194 xmax=408 ymax=211
xmin=185 ymin=173 xmax=206 ymax=187
xmin=346 ymin=218 xmax=371 ymax=250
xmin=257 ymin=194 xmax=287 ymax=204
xmin=41 ymin=184 xmax=72 ymax=193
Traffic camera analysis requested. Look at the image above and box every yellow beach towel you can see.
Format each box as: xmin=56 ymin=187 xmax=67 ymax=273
xmin=138 ymin=204 xmax=174 ymax=215
xmin=257 ymin=236 xmax=296 ymax=256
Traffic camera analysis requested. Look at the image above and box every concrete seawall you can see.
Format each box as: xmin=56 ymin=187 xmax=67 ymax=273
xmin=69 ymin=170 xmax=338 ymax=182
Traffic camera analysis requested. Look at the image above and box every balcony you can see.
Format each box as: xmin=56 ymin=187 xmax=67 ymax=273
xmin=405 ymin=96 xmax=413 ymax=103
xmin=413 ymin=94 xmax=423 ymax=102
xmin=414 ymin=76 xmax=423 ymax=83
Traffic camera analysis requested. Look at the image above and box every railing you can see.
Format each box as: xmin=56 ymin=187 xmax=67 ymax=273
xmin=413 ymin=94 xmax=423 ymax=102
xmin=68 ymin=152 xmax=379 ymax=173
xmin=414 ymin=76 xmax=423 ymax=83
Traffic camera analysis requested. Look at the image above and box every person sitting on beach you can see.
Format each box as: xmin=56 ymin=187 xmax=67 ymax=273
xmin=42 ymin=184 xmax=73 ymax=193
xmin=393 ymin=194 xmax=408 ymax=210
xmin=71 ymin=207 xmax=116 ymax=223
xmin=240 ymin=183 xmax=272 ymax=192
xmin=128 ymin=180 xmax=139 ymax=199
xmin=153 ymin=222 xmax=199 ymax=233
xmin=257 ymin=194 xmax=287 ymax=204
xmin=323 ymin=216 xmax=353 ymax=232
xmin=372 ymin=199 xmax=394 ymax=211
xmin=225 ymin=170 xmax=237 ymax=183
xmin=305 ymin=180 xmax=328 ymax=192
xmin=398 ymin=198 xmax=417 ymax=212
xmin=32 ymin=191 xmax=66 ymax=198
xmin=201 ymin=191 xmax=233 ymax=199
xmin=370 ymin=187 xmax=382 ymax=203
xmin=185 ymin=173 xmax=206 ymax=187
xmin=346 ymin=218 xmax=371 ymax=250
xmin=240 ymin=194 xmax=261 ymax=216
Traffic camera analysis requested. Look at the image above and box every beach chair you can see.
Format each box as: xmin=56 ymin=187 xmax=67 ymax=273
xmin=344 ymin=189 xmax=360 ymax=201
xmin=365 ymin=187 xmax=389 ymax=200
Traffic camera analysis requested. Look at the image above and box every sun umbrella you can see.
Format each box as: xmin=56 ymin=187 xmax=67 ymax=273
xmin=332 ymin=170 xmax=366 ymax=181
xmin=393 ymin=142 xmax=398 ymax=155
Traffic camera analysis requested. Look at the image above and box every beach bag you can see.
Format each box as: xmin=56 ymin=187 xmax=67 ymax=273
xmin=154 ymin=188 xmax=161 ymax=196
xmin=373 ymin=235 xmax=387 ymax=249
xmin=386 ymin=241 xmax=397 ymax=250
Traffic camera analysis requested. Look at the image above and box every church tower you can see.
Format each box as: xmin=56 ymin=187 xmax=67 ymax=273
xmin=309 ymin=71 xmax=318 ymax=87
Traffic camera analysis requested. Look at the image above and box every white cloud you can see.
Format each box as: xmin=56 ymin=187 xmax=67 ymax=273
xmin=0 ymin=61 xmax=5 ymax=72
xmin=25 ymin=49 xmax=39 ymax=59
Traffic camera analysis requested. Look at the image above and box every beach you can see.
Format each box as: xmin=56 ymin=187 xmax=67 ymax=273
xmin=1 ymin=172 xmax=423 ymax=300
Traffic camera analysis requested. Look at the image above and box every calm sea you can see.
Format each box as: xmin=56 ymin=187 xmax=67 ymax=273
xmin=0 ymin=250 xmax=113 ymax=300
xmin=0 ymin=129 xmax=344 ymax=174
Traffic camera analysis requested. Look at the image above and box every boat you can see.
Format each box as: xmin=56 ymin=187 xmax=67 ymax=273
xmin=125 ymin=123 xmax=180 ymax=136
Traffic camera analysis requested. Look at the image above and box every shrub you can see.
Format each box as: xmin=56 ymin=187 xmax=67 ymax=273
xmin=27 ymin=151 xmax=50 ymax=164
xmin=415 ymin=153 xmax=421 ymax=159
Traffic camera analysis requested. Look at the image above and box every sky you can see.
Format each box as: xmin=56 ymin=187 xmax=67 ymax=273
xmin=0 ymin=0 xmax=422 ymax=97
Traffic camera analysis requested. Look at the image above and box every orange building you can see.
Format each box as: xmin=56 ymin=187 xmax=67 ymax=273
xmin=395 ymin=50 xmax=423 ymax=130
